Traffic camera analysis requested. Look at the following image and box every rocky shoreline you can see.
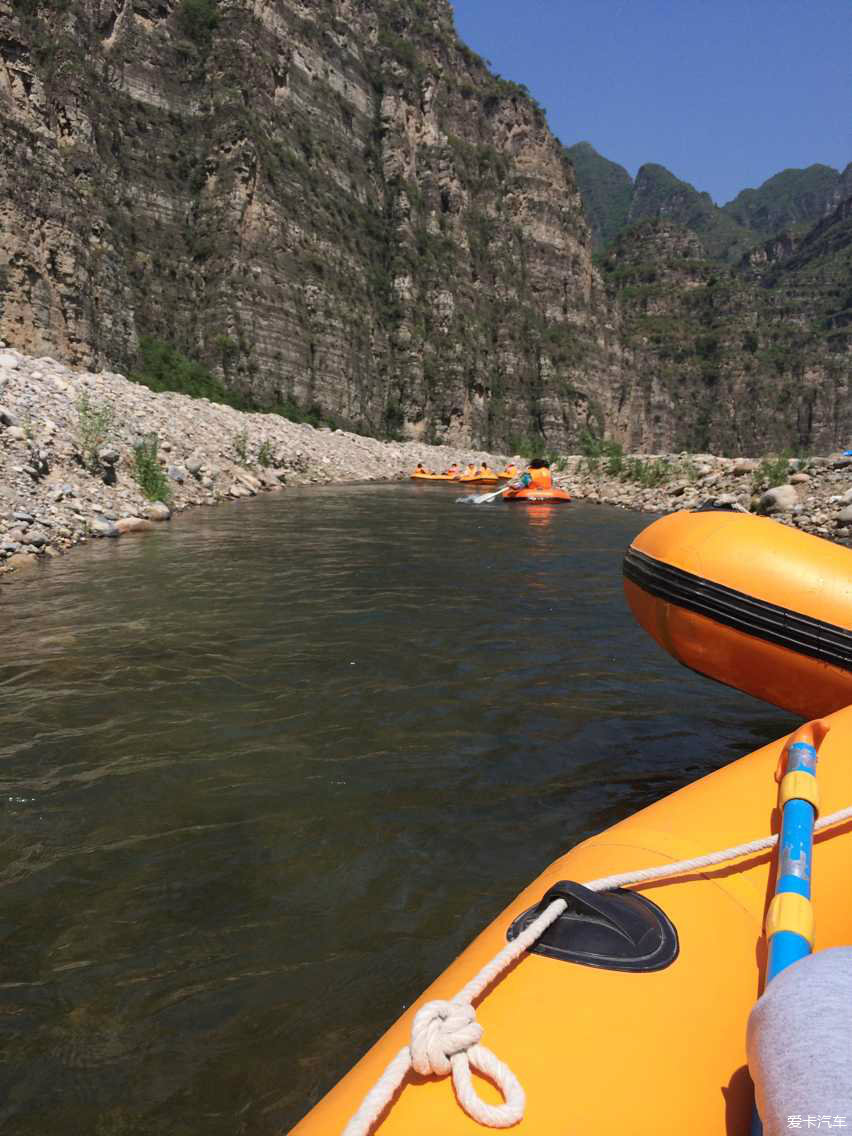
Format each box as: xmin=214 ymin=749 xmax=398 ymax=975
xmin=552 ymin=451 xmax=852 ymax=543
xmin=3 ymin=348 xmax=852 ymax=584
xmin=0 ymin=349 xmax=511 ymax=582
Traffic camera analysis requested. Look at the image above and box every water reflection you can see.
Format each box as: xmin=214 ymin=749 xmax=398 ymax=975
xmin=0 ymin=487 xmax=795 ymax=1133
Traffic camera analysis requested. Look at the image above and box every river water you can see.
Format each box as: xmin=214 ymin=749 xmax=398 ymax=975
xmin=0 ymin=484 xmax=796 ymax=1135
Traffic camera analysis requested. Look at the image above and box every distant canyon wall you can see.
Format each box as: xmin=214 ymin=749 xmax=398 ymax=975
xmin=0 ymin=0 xmax=849 ymax=454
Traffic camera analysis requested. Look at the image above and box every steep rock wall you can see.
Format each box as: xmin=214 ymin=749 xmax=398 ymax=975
xmin=0 ymin=0 xmax=621 ymax=448
xmin=599 ymin=212 xmax=852 ymax=454
xmin=0 ymin=0 xmax=847 ymax=455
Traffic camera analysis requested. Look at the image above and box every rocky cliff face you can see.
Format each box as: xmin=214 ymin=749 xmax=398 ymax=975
xmin=0 ymin=1 xmax=848 ymax=456
xmin=598 ymin=204 xmax=852 ymax=454
xmin=0 ymin=0 xmax=621 ymax=449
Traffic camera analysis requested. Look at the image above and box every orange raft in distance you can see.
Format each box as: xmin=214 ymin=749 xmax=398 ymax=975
xmin=502 ymin=486 xmax=572 ymax=503
xmin=623 ymin=508 xmax=852 ymax=719
xmin=457 ymin=469 xmax=501 ymax=485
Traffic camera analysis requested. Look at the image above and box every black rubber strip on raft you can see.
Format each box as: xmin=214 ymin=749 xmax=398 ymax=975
xmin=622 ymin=546 xmax=852 ymax=672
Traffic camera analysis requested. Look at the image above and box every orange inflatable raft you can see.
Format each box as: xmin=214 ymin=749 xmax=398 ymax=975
xmin=457 ymin=471 xmax=501 ymax=485
xmin=623 ymin=509 xmax=852 ymax=719
xmin=292 ymin=706 xmax=852 ymax=1136
xmin=503 ymin=486 xmax=572 ymax=503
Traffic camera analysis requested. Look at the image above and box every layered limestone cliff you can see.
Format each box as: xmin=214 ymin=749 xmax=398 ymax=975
xmin=0 ymin=1 xmax=848 ymax=456
xmin=598 ymin=203 xmax=852 ymax=454
xmin=0 ymin=0 xmax=620 ymax=449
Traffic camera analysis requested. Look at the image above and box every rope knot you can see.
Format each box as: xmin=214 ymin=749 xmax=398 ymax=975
xmin=410 ymin=999 xmax=483 ymax=1077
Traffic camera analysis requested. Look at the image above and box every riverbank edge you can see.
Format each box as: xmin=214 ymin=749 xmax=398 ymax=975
xmin=4 ymin=349 xmax=852 ymax=586
xmin=552 ymin=449 xmax=852 ymax=547
xmin=1 ymin=348 xmax=519 ymax=585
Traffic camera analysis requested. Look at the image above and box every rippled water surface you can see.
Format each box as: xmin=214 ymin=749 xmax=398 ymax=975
xmin=0 ymin=484 xmax=796 ymax=1134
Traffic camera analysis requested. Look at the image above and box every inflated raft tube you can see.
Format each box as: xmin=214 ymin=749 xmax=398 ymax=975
xmin=503 ymin=487 xmax=572 ymax=503
xmin=624 ymin=510 xmax=852 ymax=718
xmin=292 ymin=707 xmax=852 ymax=1135
xmin=410 ymin=473 xmax=458 ymax=481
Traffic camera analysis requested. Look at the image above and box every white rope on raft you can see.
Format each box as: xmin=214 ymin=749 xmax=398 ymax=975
xmin=343 ymin=805 xmax=852 ymax=1136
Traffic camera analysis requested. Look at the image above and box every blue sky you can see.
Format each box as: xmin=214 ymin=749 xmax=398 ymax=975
xmin=450 ymin=0 xmax=851 ymax=205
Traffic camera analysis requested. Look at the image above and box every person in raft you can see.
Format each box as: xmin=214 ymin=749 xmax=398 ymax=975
xmin=445 ymin=463 xmax=460 ymax=476
xmin=748 ymin=947 xmax=852 ymax=1134
xmin=509 ymin=457 xmax=553 ymax=490
xmin=414 ymin=462 xmax=428 ymax=474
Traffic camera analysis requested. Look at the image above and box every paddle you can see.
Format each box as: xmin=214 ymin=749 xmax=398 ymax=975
xmin=765 ymin=719 xmax=829 ymax=981
xmin=751 ymin=718 xmax=830 ymax=1135
xmin=457 ymin=484 xmax=513 ymax=505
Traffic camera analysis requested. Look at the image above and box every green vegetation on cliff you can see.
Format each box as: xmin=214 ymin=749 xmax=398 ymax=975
xmin=722 ymin=164 xmax=852 ymax=238
xmin=564 ymin=142 xmax=632 ymax=249
xmin=627 ymin=163 xmax=757 ymax=262
xmin=598 ymin=203 xmax=852 ymax=454
xmin=130 ymin=339 xmax=335 ymax=429
xmin=570 ymin=144 xmax=850 ymax=268
xmin=0 ymin=0 xmax=848 ymax=455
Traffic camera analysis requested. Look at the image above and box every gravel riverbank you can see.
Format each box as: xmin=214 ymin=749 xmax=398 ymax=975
xmin=0 ymin=349 xmax=509 ymax=581
xmin=3 ymin=347 xmax=852 ymax=584
xmin=553 ymin=451 xmax=852 ymax=544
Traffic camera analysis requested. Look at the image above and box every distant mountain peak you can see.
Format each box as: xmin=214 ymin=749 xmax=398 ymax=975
xmin=722 ymin=163 xmax=850 ymax=238
xmin=568 ymin=141 xmax=852 ymax=261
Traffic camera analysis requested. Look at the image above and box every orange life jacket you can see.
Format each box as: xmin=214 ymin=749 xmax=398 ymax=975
xmin=527 ymin=465 xmax=553 ymax=489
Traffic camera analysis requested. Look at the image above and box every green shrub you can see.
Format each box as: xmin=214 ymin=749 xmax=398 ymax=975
xmin=76 ymin=391 xmax=114 ymax=472
xmin=215 ymin=334 xmax=239 ymax=373
xmin=274 ymin=397 xmax=334 ymax=430
xmin=257 ymin=440 xmax=274 ymax=467
xmin=131 ymin=338 xmax=336 ymax=430
xmin=752 ymin=453 xmax=793 ymax=492
xmin=676 ymin=457 xmax=700 ymax=483
xmin=605 ymin=442 xmax=624 ymax=477
xmin=621 ymin=457 xmax=672 ymax=487
xmin=132 ymin=434 xmax=171 ymax=502
xmin=233 ymin=429 xmax=249 ymax=463
xmin=130 ymin=337 xmax=241 ymax=406
xmin=578 ymin=430 xmax=622 ymax=474
xmin=176 ymin=0 xmax=218 ymax=40
xmin=508 ymin=436 xmax=559 ymax=463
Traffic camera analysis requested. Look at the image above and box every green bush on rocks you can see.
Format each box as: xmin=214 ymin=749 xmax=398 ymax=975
xmin=752 ymin=453 xmax=794 ymax=492
xmin=232 ymin=429 xmax=249 ymax=464
xmin=130 ymin=338 xmax=240 ymax=407
xmin=132 ymin=434 xmax=172 ymax=503
xmin=76 ymin=391 xmax=114 ymax=473
xmin=176 ymin=0 xmax=218 ymax=41
xmin=620 ymin=456 xmax=672 ymax=487
xmin=579 ymin=430 xmax=622 ymax=473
